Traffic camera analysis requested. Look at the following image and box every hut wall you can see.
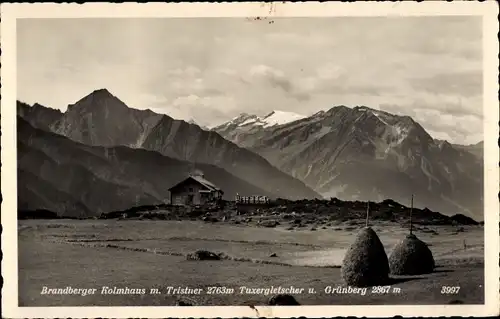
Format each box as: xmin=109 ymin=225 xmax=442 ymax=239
xmin=170 ymin=180 xmax=206 ymax=205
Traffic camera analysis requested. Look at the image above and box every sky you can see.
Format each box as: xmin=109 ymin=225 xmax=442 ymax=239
xmin=17 ymin=16 xmax=483 ymax=144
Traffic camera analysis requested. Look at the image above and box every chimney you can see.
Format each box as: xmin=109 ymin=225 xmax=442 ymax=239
xmin=189 ymin=169 xmax=204 ymax=178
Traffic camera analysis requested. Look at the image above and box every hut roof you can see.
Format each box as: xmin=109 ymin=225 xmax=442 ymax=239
xmin=168 ymin=175 xmax=221 ymax=192
xmin=190 ymin=175 xmax=220 ymax=191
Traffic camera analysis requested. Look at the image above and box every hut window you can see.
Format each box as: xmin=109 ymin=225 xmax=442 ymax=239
xmin=188 ymin=187 xmax=194 ymax=192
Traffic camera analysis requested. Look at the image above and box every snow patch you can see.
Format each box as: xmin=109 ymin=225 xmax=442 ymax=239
xmin=231 ymin=114 xmax=248 ymax=121
xmin=134 ymin=131 xmax=149 ymax=148
xmin=239 ymin=118 xmax=258 ymax=126
xmin=262 ymin=110 xmax=306 ymax=127
xmin=371 ymin=110 xmax=389 ymax=126
xmin=420 ymin=157 xmax=441 ymax=191
xmin=224 ymin=110 xmax=306 ymax=128
xmin=304 ymin=164 xmax=313 ymax=179
xmin=443 ymin=165 xmax=451 ymax=175
xmin=392 ymin=124 xmax=409 ymax=145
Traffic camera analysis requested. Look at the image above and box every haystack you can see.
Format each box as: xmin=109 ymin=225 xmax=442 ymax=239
xmin=388 ymin=234 xmax=435 ymax=275
xmin=341 ymin=227 xmax=389 ymax=287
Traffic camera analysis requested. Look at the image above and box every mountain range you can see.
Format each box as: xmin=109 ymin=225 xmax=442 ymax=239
xmin=214 ymin=106 xmax=484 ymax=220
xmin=16 ymin=89 xmax=484 ymax=220
xmin=17 ymin=89 xmax=319 ymax=216
xmin=18 ymin=116 xmax=279 ymax=217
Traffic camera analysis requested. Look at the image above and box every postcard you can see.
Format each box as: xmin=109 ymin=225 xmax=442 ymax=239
xmin=1 ymin=2 xmax=499 ymax=318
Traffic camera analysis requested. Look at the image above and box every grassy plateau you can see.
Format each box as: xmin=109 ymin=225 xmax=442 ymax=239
xmin=18 ymin=219 xmax=484 ymax=306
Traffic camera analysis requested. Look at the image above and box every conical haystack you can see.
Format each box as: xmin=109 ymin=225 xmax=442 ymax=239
xmin=341 ymin=227 xmax=389 ymax=287
xmin=388 ymin=234 xmax=435 ymax=275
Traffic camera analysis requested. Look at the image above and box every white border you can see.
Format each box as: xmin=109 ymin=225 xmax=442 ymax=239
xmin=1 ymin=2 xmax=499 ymax=318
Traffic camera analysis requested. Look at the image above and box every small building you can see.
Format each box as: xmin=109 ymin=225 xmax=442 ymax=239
xmin=168 ymin=173 xmax=224 ymax=206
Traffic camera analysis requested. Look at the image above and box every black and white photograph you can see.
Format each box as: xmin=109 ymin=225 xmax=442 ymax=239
xmin=2 ymin=2 xmax=499 ymax=318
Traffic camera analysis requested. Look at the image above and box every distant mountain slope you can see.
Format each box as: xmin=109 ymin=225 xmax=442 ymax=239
xmin=18 ymin=169 xmax=91 ymax=218
xmin=17 ymin=117 xmax=276 ymax=217
xmin=215 ymin=110 xmax=306 ymax=129
xmin=17 ymin=101 xmax=63 ymax=131
xmin=452 ymin=141 xmax=483 ymax=160
xmin=187 ymin=119 xmax=209 ymax=130
xmin=53 ymin=89 xmax=164 ymax=148
xmin=140 ymin=114 xmax=318 ymax=199
xmin=215 ymin=105 xmax=484 ymax=219
xmin=22 ymin=89 xmax=319 ymax=200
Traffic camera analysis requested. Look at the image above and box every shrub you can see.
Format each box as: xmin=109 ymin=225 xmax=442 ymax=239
xmin=259 ymin=220 xmax=279 ymax=228
xmin=186 ymin=250 xmax=221 ymax=261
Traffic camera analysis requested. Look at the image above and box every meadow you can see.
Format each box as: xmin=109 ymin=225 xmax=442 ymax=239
xmin=18 ymin=219 xmax=484 ymax=306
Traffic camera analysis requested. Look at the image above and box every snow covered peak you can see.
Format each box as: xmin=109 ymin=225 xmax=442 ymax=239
xmin=261 ymin=110 xmax=306 ymax=127
xmin=216 ymin=110 xmax=306 ymax=130
xmin=231 ymin=113 xmax=251 ymax=121
xmin=214 ymin=113 xmax=260 ymax=130
xmin=234 ymin=113 xmax=262 ymax=126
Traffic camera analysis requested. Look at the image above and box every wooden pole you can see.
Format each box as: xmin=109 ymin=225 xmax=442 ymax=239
xmin=365 ymin=201 xmax=370 ymax=227
xmin=410 ymin=194 xmax=413 ymax=235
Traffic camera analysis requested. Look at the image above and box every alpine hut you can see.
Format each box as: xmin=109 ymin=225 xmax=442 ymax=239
xmin=168 ymin=171 xmax=223 ymax=206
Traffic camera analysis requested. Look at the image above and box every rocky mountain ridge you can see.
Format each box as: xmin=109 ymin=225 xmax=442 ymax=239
xmin=16 ymin=90 xmax=484 ymax=219
xmin=451 ymin=141 xmax=483 ymax=160
xmin=17 ymin=117 xmax=276 ymax=217
xmin=17 ymin=90 xmax=319 ymax=201
xmin=214 ymin=105 xmax=484 ymax=220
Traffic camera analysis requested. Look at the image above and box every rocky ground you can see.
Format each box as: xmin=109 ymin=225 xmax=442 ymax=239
xmin=91 ymin=198 xmax=480 ymax=228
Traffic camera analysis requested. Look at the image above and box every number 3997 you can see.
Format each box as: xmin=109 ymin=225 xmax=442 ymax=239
xmin=441 ymin=286 xmax=460 ymax=294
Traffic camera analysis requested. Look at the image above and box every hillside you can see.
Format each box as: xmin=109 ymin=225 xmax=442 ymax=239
xmin=17 ymin=101 xmax=63 ymax=131
xmin=20 ymin=89 xmax=319 ymax=200
xmin=452 ymin=141 xmax=484 ymax=160
xmin=17 ymin=117 xmax=275 ymax=217
xmin=214 ymin=106 xmax=484 ymax=219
